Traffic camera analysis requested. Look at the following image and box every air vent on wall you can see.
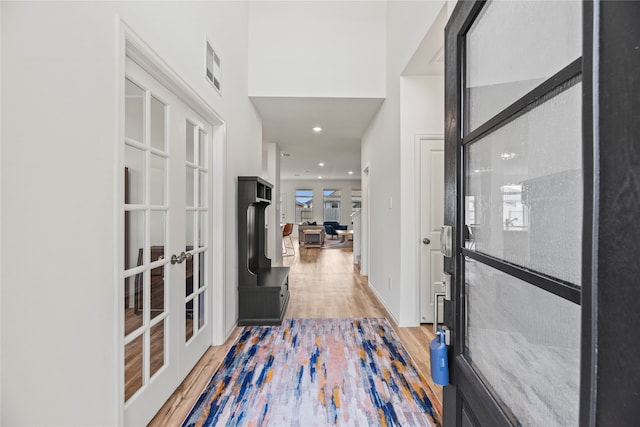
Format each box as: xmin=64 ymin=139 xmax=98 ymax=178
xmin=206 ymin=40 xmax=221 ymax=93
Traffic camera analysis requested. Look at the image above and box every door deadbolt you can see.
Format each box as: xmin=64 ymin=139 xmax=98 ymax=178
xmin=423 ymin=238 xmax=431 ymax=245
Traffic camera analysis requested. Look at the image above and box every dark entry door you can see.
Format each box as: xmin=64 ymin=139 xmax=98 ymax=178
xmin=442 ymin=2 xmax=587 ymax=425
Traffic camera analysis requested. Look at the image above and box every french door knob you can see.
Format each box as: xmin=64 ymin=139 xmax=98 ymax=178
xmin=423 ymin=238 xmax=431 ymax=245
xmin=171 ymin=251 xmax=191 ymax=264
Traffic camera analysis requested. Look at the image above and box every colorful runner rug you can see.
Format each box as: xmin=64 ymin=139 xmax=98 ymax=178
xmin=183 ymin=318 xmax=438 ymax=426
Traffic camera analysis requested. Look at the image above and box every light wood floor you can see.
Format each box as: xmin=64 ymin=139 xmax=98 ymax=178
xmin=149 ymin=240 xmax=443 ymax=426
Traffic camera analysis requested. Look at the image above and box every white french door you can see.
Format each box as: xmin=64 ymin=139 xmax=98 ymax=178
xmin=122 ymin=58 xmax=212 ymax=426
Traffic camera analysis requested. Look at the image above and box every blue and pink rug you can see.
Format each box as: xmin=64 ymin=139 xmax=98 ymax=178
xmin=182 ymin=318 xmax=438 ymax=426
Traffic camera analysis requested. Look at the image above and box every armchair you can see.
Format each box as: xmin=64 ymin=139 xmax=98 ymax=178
xmin=323 ymin=221 xmax=347 ymax=239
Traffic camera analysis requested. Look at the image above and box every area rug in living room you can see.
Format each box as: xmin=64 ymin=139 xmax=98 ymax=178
xmin=321 ymin=237 xmax=353 ymax=249
xmin=182 ymin=318 xmax=438 ymax=427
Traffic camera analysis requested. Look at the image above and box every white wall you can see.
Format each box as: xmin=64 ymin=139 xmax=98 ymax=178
xmin=248 ymin=1 xmax=386 ymax=98
xmin=0 ymin=3 xmax=3 ymax=419
xmin=399 ymin=76 xmax=444 ymax=325
xmin=361 ymin=1 xmax=444 ymax=324
xmin=280 ymin=179 xmax=361 ymax=236
xmin=1 ymin=2 xmax=261 ymax=425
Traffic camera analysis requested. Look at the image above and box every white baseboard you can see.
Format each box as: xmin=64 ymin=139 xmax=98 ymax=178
xmin=367 ymin=279 xmax=400 ymax=326
xmin=398 ymin=319 xmax=421 ymax=327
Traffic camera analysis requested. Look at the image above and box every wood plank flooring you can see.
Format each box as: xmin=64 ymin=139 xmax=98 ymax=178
xmin=149 ymin=240 xmax=443 ymax=426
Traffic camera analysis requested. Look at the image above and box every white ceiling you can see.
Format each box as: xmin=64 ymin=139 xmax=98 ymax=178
xmin=252 ymin=97 xmax=384 ymax=181
xmin=252 ymin=4 xmax=446 ymax=182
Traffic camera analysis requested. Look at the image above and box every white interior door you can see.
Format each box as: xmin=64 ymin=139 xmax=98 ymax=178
xmin=419 ymin=136 xmax=445 ymax=323
xmin=122 ymin=58 xmax=212 ymax=426
xmin=179 ymin=114 xmax=212 ymax=379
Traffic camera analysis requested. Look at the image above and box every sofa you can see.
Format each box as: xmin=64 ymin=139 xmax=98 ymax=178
xmin=323 ymin=221 xmax=348 ymax=239
xmin=298 ymin=222 xmax=326 ymax=246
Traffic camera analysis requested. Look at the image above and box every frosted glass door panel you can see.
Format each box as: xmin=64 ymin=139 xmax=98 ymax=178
xmin=466 ymin=0 xmax=581 ymax=132
xmin=464 ymin=259 xmax=580 ymax=427
xmin=465 ymin=80 xmax=582 ymax=285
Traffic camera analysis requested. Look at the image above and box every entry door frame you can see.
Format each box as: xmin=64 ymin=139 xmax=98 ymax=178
xmin=116 ymin=20 xmax=227 ymax=424
xmin=443 ymin=1 xmax=640 ymax=426
xmin=443 ymin=1 xmax=590 ymax=426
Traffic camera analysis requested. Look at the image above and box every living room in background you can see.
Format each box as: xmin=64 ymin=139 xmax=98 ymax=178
xmin=295 ymin=189 xmax=313 ymax=224
xmin=352 ymin=189 xmax=362 ymax=214
xmin=323 ymin=189 xmax=341 ymax=222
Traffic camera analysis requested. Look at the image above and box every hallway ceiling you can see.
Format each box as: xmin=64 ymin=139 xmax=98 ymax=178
xmin=252 ymin=97 xmax=384 ymax=181
xmin=251 ymin=5 xmax=446 ymax=183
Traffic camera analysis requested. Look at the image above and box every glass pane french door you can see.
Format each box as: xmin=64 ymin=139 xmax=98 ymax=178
xmin=183 ymin=122 xmax=210 ymax=352
xmin=444 ymin=1 xmax=585 ymax=426
xmin=123 ymin=73 xmax=171 ymax=414
xmin=122 ymin=58 xmax=212 ymax=425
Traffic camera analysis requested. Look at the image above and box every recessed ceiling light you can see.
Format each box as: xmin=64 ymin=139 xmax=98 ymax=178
xmin=319 ymin=162 xmax=325 ymax=167
xmin=312 ymin=126 xmax=322 ymax=133
xmin=318 ymin=176 xmax=322 ymax=179
xmin=348 ymin=171 xmax=354 ymax=175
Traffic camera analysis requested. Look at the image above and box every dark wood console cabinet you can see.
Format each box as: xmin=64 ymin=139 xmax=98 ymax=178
xmin=237 ymin=176 xmax=289 ymax=325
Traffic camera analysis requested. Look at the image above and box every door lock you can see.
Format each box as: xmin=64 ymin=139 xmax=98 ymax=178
xmin=433 ymin=273 xmax=452 ymax=333
xmin=434 ymin=273 xmax=452 ymax=301
xmin=423 ymin=238 xmax=431 ymax=245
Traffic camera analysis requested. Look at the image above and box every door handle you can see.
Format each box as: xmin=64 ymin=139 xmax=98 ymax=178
xmin=170 ymin=251 xmax=193 ymax=265
xmin=423 ymin=238 xmax=431 ymax=245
